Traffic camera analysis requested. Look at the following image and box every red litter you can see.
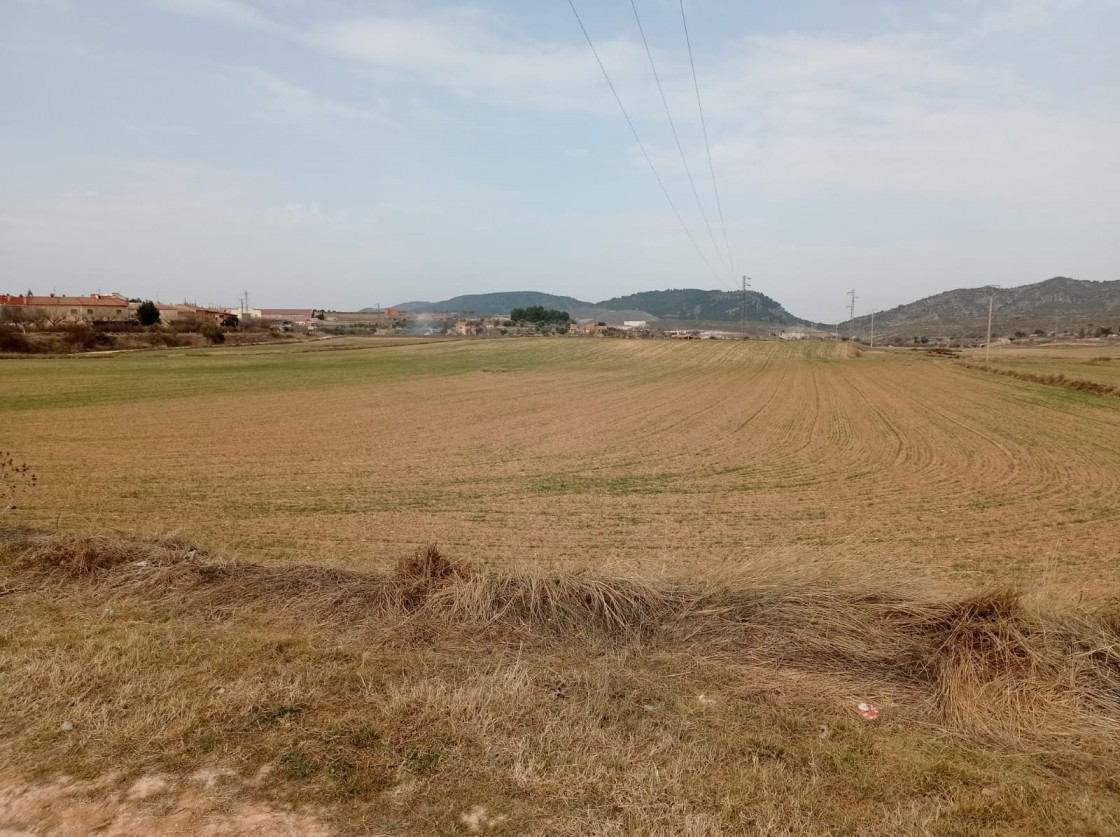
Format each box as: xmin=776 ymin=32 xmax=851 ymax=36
xmin=856 ymin=702 xmax=880 ymax=720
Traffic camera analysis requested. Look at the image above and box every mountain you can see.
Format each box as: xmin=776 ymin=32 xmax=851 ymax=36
xmin=395 ymin=292 xmax=587 ymax=316
xmin=387 ymin=278 xmax=1120 ymax=331
xmin=391 ymin=288 xmax=810 ymax=325
xmin=597 ymin=288 xmax=811 ymax=325
xmin=865 ymin=277 xmax=1120 ymax=328
xmin=393 ymin=292 xmax=651 ymax=324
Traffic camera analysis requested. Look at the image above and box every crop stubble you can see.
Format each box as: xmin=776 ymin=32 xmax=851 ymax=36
xmin=4 ymin=339 xmax=1119 ymax=589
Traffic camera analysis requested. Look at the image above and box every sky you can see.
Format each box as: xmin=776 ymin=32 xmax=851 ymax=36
xmin=1 ymin=0 xmax=1118 ymax=321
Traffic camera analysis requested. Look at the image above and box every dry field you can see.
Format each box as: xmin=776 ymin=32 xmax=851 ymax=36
xmin=965 ymin=343 xmax=1120 ymax=390
xmin=4 ymin=338 xmax=1120 ymax=582
xmin=2 ymin=337 xmax=1120 ymax=835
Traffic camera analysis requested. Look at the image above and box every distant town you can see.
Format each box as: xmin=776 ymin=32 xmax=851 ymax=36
xmin=0 ymin=290 xmax=808 ymax=343
xmin=3 ymin=279 xmax=1117 ymax=355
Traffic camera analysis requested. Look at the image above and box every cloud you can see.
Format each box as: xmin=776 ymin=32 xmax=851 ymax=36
xmin=626 ymin=27 xmax=1120 ymax=212
xmin=127 ymin=123 xmax=202 ymax=136
xmin=13 ymin=0 xmax=71 ymax=10
xmin=279 ymin=200 xmax=323 ymax=220
xmin=699 ymin=31 xmax=991 ymax=133
xmin=975 ymin=0 xmax=1114 ymax=31
xmin=307 ymin=12 xmax=646 ymax=109
xmin=246 ymin=68 xmax=393 ymax=128
xmin=143 ymin=3 xmax=650 ymax=112
xmin=142 ymin=0 xmax=276 ymax=31
xmin=713 ymin=107 xmax=1120 ymax=209
xmin=293 ymin=7 xmax=1120 ymax=215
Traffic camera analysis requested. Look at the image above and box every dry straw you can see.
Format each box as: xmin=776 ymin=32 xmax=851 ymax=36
xmin=11 ymin=535 xmax=1120 ymax=746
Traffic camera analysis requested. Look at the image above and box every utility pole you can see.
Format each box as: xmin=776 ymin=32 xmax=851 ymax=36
xmin=741 ymin=275 xmax=751 ymax=338
xmin=847 ymin=290 xmax=857 ymax=340
xmin=870 ymin=310 xmax=875 ymax=348
xmin=985 ymin=292 xmax=995 ymax=362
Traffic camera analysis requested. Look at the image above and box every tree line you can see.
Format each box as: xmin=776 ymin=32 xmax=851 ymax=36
xmin=509 ymin=306 xmax=571 ymax=325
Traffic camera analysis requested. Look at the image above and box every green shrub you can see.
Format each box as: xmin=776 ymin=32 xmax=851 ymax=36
xmin=135 ymin=300 xmax=161 ymax=326
xmin=199 ymin=322 xmax=225 ymax=344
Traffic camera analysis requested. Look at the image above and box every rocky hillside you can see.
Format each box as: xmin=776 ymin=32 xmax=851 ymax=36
xmin=866 ymin=277 xmax=1120 ymax=327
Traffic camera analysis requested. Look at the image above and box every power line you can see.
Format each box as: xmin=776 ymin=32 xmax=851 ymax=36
xmin=629 ymin=0 xmax=732 ymax=283
xmin=679 ymin=0 xmax=735 ymax=280
xmin=566 ymin=0 xmax=726 ymax=286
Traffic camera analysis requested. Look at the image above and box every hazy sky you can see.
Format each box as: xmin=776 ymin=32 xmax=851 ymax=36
xmin=2 ymin=0 xmax=1118 ymax=320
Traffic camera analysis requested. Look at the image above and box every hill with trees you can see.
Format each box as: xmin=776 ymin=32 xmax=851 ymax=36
xmin=388 ymin=277 xmax=1119 ymax=332
xmin=392 ymin=288 xmax=811 ymax=325
xmin=395 ymin=292 xmax=586 ymax=316
xmin=596 ymin=288 xmax=811 ymax=325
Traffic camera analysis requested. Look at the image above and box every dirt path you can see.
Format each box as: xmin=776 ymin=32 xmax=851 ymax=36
xmin=0 ymin=772 xmax=331 ymax=836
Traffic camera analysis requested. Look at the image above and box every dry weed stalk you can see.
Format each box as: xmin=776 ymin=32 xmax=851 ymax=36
xmin=0 ymin=452 xmax=36 ymax=516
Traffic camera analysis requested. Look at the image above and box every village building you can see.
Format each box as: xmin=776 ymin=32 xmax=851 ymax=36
xmin=0 ymin=293 xmax=132 ymax=323
xmin=149 ymin=303 xmax=232 ymax=325
xmin=780 ymin=328 xmax=829 ymax=340
xmin=569 ymin=322 xmax=608 ymax=335
xmin=257 ymin=308 xmax=316 ymax=329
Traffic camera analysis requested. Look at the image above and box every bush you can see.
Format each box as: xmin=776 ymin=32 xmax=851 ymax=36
xmin=157 ymin=332 xmax=195 ymax=347
xmin=199 ymin=322 xmax=225 ymax=344
xmin=135 ymin=300 xmax=161 ymax=326
xmin=0 ymin=324 xmax=33 ymax=353
xmin=59 ymin=323 xmax=101 ymax=351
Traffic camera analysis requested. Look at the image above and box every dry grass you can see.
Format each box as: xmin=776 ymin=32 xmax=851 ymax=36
xmin=2 ymin=534 xmax=1120 ymax=834
xmin=15 ymin=536 xmax=1120 ymax=742
xmin=961 ymin=361 xmax=1120 ymax=398
xmin=964 ymin=343 xmax=1120 ymax=388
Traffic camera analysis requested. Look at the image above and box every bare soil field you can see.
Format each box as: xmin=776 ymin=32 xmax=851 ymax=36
xmin=2 ymin=338 xmax=1119 ymax=835
xmin=4 ymin=338 xmax=1119 ymax=584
